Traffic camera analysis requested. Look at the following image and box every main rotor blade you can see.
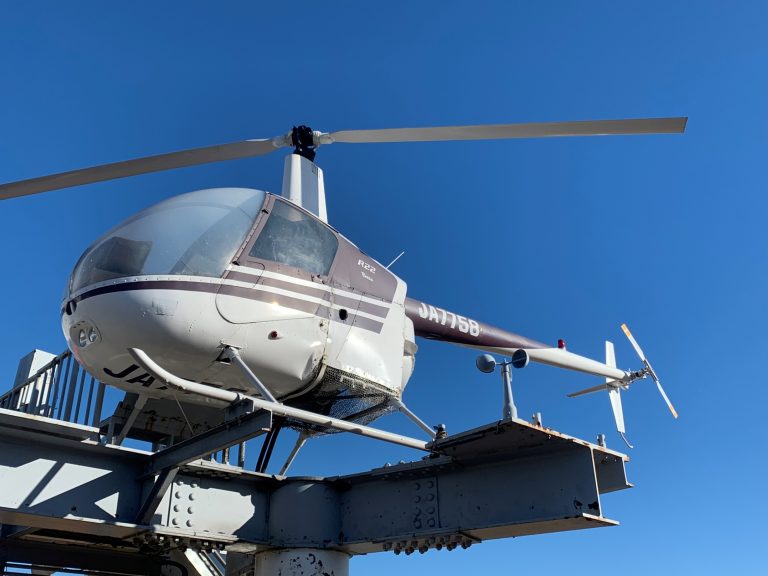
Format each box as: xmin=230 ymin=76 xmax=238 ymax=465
xmin=0 ymin=116 xmax=687 ymax=200
xmin=327 ymin=117 xmax=687 ymax=144
xmin=0 ymin=138 xmax=285 ymax=200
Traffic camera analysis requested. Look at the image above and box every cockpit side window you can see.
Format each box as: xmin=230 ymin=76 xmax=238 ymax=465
xmin=248 ymin=199 xmax=338 ymax=276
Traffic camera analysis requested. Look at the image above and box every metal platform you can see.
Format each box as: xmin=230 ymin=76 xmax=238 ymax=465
xmin=0 ymin=406 xmax=630 ymax=575
xmin=0 ymin=351 xmax=630 ymax=575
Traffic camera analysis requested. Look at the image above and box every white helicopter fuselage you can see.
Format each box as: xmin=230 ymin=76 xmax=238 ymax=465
xmin=62 ymin=188 xmax=416 ymax=410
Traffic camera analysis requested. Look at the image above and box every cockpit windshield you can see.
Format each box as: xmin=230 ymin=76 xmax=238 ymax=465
xmin=70 ymin=188 xmax=266 ymax=293
xmin=248 ymin=198 xmax=338 ymax=276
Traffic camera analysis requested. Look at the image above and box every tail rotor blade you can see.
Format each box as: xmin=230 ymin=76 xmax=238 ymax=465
xmin=655 ymin=379 xmax=679 ymax=419
xmin=621 ymin=323 xmax=678 ymax=420
xmin=621 ymin=323 xmax=646 ymax=361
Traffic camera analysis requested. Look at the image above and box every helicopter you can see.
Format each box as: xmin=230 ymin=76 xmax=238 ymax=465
xmin=0 ymin=118 xmax=684 ymax=449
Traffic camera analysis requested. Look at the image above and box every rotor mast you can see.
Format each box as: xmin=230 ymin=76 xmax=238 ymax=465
xmin=281 ymin=125 xmax=328 ymax=223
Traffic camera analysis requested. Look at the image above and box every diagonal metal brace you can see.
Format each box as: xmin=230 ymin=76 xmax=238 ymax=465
xmin=136 ymin=467 xmax=179 ymax=526
xmin=135 ymin=409 xmax=272 ymax=525
xmin=145 ymin=410 xmax=272 ymax=476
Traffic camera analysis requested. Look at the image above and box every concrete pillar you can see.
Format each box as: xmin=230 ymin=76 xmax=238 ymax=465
xmin=254 ymin=549 xmax=349 ymax=576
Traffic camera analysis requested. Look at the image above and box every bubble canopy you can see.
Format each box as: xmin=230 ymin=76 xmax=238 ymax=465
xmin=70 ymin=188 xmax=267 ymax=293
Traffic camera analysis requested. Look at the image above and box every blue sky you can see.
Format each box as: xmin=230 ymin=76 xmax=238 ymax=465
xmin=1 ymin=2 xmax=766 ymax=574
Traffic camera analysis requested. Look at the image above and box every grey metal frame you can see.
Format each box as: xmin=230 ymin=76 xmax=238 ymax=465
xmin=0 ymin=349 xmax=632 ymax=575
xmin=0 ymin=405 xmax=629 ymax=574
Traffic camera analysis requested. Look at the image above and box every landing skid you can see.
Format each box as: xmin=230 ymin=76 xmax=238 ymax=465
xmin=129 ymin=347 xmax=431 ymax=453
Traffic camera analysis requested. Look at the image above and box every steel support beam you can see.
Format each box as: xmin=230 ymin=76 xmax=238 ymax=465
xmin=0 ymin=403 xmax=630 ymax=572
xmin=0 ymin=539 xmax=164 ymax=575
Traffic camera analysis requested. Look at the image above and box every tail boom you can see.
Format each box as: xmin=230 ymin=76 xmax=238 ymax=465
xmin=405 ymin=297 xmax=628 ymax=381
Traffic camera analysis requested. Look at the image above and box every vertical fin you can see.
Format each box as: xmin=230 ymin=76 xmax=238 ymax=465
xmin=606 ymin=341 xmax=632 ymax=448
xmin=605 ymin=340 xmax=616 ymax=372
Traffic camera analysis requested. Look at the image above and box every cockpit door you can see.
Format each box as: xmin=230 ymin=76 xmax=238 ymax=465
xmin=214 ymin=196 xmax=342 ymax=396
xmin=216 ymin=196 xmax=338 ymax=328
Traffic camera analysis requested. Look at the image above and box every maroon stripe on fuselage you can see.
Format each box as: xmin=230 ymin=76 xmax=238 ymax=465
xmin=229 ymin=271 xmax=331 ymax=300
xmin=69 ymin=279 xmax=384 ymax=333
xmin=335 ymin=293 xmax=390 ymax=319
xmin=351 ymin=314 xmax=389 ymax=334
xmin=217 ymin=282 xmax=323 ymax=316
xmin=224 ymin=270 xmax=391 ymax=319
xmin=71 ymin=280 xmax=220 ymax=303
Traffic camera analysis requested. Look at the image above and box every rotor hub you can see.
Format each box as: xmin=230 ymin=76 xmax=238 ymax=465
xmin=291 ymin=125 xmax=317 ymax=161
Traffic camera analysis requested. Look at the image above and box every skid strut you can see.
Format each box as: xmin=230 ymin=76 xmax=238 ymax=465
xmin=128 ymin=348 xmax=430 ymax=452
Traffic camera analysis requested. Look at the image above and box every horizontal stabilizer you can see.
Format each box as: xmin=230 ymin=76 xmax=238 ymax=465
xmin=567 ymin=382 xmax=611 ymax=398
